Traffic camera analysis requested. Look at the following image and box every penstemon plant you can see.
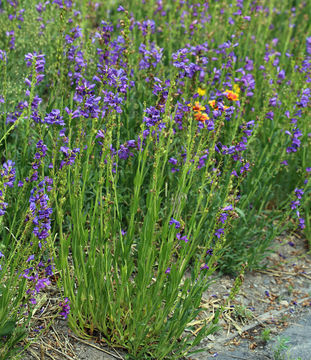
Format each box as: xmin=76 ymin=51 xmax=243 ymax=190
xmin=57 ymin=80 xmax=248 ymax=358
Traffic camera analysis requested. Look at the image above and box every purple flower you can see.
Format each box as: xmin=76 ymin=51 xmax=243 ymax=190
xmin=197 ymin=154 xmax=208 ymax=170
xmin=59 ymin=147 xmax=80 ymax=169
xmin=201 ymin=264 xmax=209 ymax=270
xmin=176 ymin=233 xmax=189 ymax=243
xmin=35 ymin=278 xmax=50 ymax=292
xmin=127 ymin=140 xmax=136 ymax=148
xmin=214 ymin=228 xmax=224 ymax=238
xmin=240 ymin=162 xmax=250 ymax=174
xmin=118 ymin=144 xmax=131 ymax=160
xmin=291 ymin=200 xmax=300 ymax=210
xmin=298 ymin=217 xmax=305 ymax=229
xmin=169 ymin=218 xmax=181 ymax=229
xmin=96 ymin=129 xmax=105 ymax=139
xmin=59 ymin=128 xmax=66 ymax=137
xmin=0 ymin=49 xmax=7 ymax=63
xmin=222 ymin=205 xmax=233 ymax=211
xmin=31 ymin=140 xmax=47 ymax=170
xmin=295 ymin=188 xmax=304 ymax=199
xmin=297 ymin=89 xmax=310 ymax=108
xmin=266 ymin=111 xmax=274 ymax=120
xmin=0 ymin=202 xmax=8 ymax=216
xmin=6 ymin=30 xmax=15 ymax=49
xmin=45 ymin=264 xmax=53 ymax=277
xmin=44 ymin=109 xmax=65 ymax=126
xmin=139 ymin=42 xmax=163 ymax=70
xmin=53 ymin=0 xmax=73 ymax=9
xmin=1 ymin=160 xmax=16 ymax=188
xmin=27 ymin=181 xmax=53 ymax=241
xmin=278 ymin=69 xmax=285 ymax=80
xmin=169 ymin=157 xmax=178 ymax=165
xmin=59 ymin=297 xmax=70 ymax=319
xmin=306 ymin=36 xmax=311 ymax=55
xmin=24 ymin=52 xmax=45 ymax=86
xmin=206 ymin=248 xmax=213 ymax=256
xmin=36 ymin=2 xmax=47 ymax=13
xmin=172 ymin=44 xmax=208 ymax=79
xmin=27 ymin=255 xmax=35 ymax=262
xmin=219 ymin=213 xmax=228 ymax=224
xmin=143 ymin=106 xmax=163 ymax=127
xmin=137 ymin=19 xmax=155 ymax=36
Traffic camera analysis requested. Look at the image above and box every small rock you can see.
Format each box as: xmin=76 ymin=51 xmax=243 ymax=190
xmin=280 ymin=300 xmax=289 ymax=307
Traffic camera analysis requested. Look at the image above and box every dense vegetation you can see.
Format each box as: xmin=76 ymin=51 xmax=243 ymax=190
xmin=0 ymin=0 xmax=310 ymax=359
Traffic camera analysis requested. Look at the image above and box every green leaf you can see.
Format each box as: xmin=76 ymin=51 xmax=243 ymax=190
xmin=235 ymin=207 xmax=247 ymax=224
xmin=0 ymin=320 xmax=16 ymax=337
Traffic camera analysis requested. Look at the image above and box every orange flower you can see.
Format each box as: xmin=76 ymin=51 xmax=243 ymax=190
xmin=224 ymin=90 xmax=239 ymax=101
xmin=187 ymin=101 xmax=209 ymax=122
xmin=194 ymin=111 xmax=209 ymax=122
xmin=192 ymin=101 xmax=206 ymax=112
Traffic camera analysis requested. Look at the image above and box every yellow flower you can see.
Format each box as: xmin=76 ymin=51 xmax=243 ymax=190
xmin=208 ymin=100 xmax=216 ymax=109
xmin=233 ymin=84 xmax=240 ymax=94
xmin=197 ymin=87 xmax=206 ymax=96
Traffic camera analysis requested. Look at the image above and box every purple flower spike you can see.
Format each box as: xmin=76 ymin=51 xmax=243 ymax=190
xmin=59 ymin=297 xmax=70 ymax=319
xmin=1 ymin=160 xmax=16 ymax=188
xmin=28 ymin=180 xmax=53 ymax=240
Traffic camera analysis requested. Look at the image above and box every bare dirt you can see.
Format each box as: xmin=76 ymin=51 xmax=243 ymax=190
xmin=189 ymin=232 xmax=311 ymax=359
xmin=20 ymin=233 xmax=311 ymax=360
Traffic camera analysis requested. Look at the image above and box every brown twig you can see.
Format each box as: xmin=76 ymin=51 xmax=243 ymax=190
xmin=44 ymin=350 xmax=57 ymax=360
xmin=257 ymin=269 xmax=311 ymax=280
xmin=27 ymin=347 xmax=41 ymax=360
xmin=32 ymin=342 xmax=76 ymax=360
xmin=68 ymin=333 xmax=124 ymax=360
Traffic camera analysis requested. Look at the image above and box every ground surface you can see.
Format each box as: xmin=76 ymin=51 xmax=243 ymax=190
xmin=21 ymin=233 xmax=311 ymax=360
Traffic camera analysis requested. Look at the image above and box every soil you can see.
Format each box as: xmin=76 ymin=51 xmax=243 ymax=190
xmin=20 ymin=232 xmax=311 ymax=360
